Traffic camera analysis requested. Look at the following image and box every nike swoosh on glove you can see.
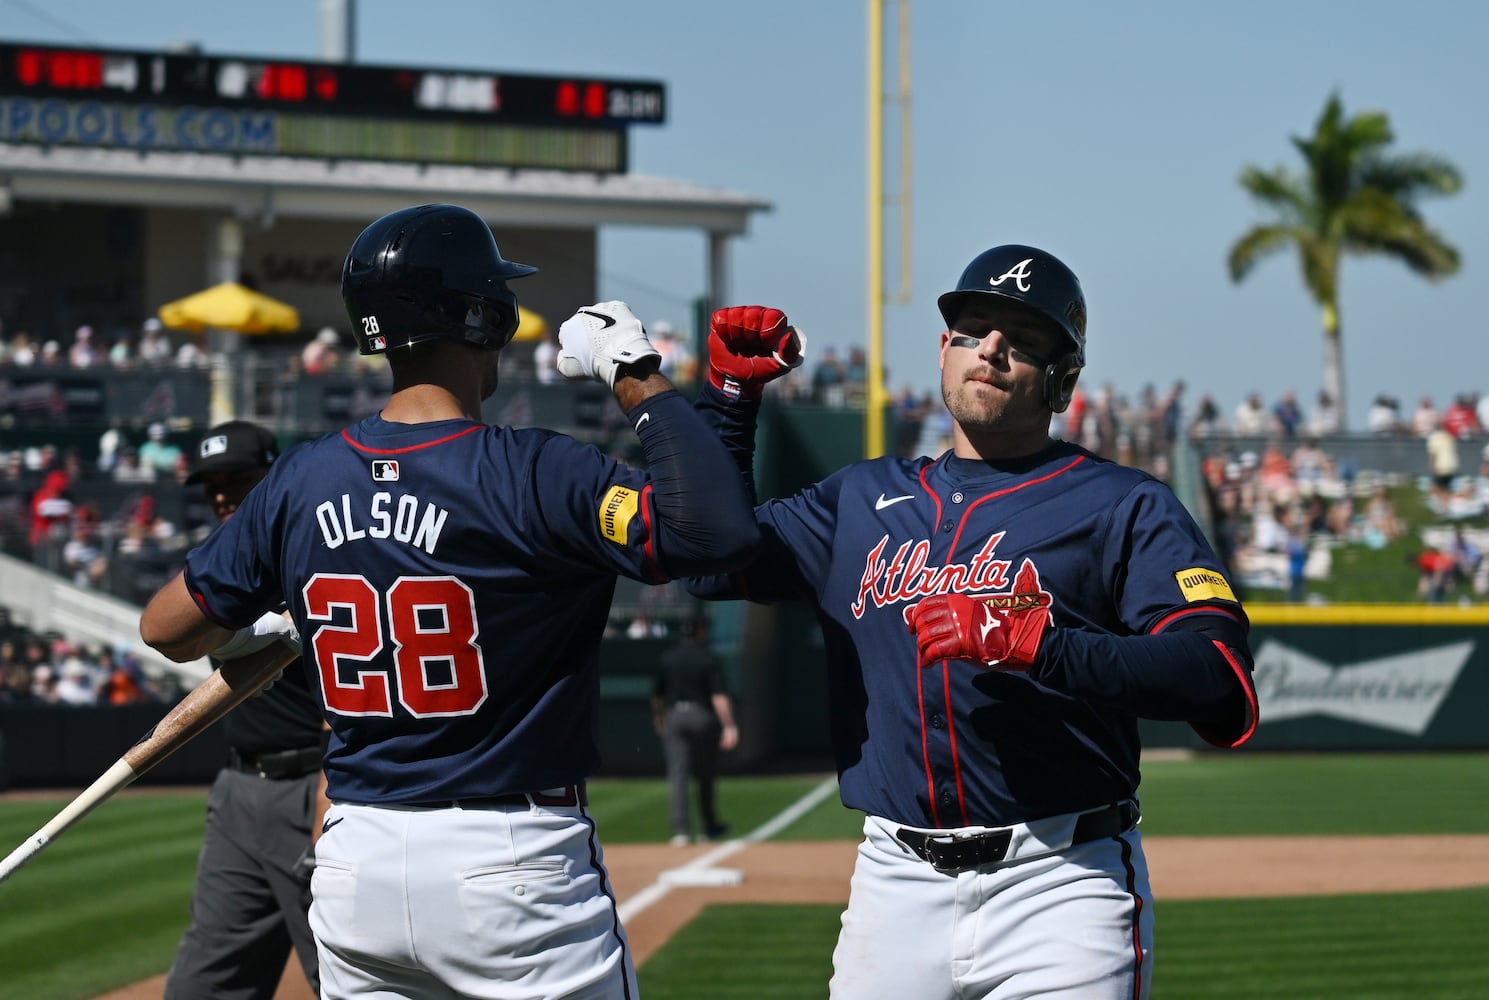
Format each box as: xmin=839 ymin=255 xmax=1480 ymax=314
xmin=708 ymin=305 xmax=806 ymax=400
xmin=904 ymin=593 xmax=1049 ymax=671
xmin=556 ymin=300 xmax=661 ymax=388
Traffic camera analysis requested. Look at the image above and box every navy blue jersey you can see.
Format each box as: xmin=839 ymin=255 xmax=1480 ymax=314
xmin=184 ymin=395 xmax=754 ymax=805
xmin=691 ymin=398 xmax=1254 ymax=829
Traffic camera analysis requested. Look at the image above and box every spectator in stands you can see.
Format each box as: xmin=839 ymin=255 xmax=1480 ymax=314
xmin=301 ymin=326 xmax=344 ymax=375
xmin=1233 ymin=391 xmax=1269 ymax=436
xmin=1271 ymin=388 xmax=1304 ymax=439
xmin=1285 ymin=515 xmax=1309 ymax=603
xmin=1477 ymin=394 xmax=1489 ymax=440
xmin=3 ymin=331 xmax=37 ymax=366
xmin=1362 ymin=485 xmax=1402 ymax=548
xmin=1289 ymin=437 xmax=1332 ymax=490
xmin=1309 ymin=391 xmax=1341 ymax=437
xmin=0 ymin=641 xmax=32 ymax=703
xmin=112 ymin=446 xmax=158 ymax=484
xmin=1410 ymin=395 xmax=1440 ymax=437
xmin=54 ymin=653 xmax=98 ymax=706
xmin=652 ymin=321 xmax=696 ymax=386
xmin=1250 ymin=502 xmax=1291 ymax=554
xmin=138 ymin=317 xmax=173 ymax=366
xmin=68 ymin=325 xmax=101 ymax=368
xmin=175 ymin=336 xmax=209 ymax=369
xmin=1413 ymin=547 xmax=1455 ymax=604
xmin=811 ymin=346 xmax=848 ymax=404
xmin=1188 ymin=392 xmax=1224 ymax=439
xmin=1441 ymin=393 xmax=1480 ymax=439
xmin=1366 ymin=394 xmax=1402 ymax=436
xmin=892 ymin=385 xmax=929 ymax=458
xmin=1447 ymin=526 xmax=1482 ymax=590
xmin=844 ymin=346 xmax=868 ymax=402
xmin=138 ymin=423 xmax=184 ymax=477
xmin=30 ymin=662 xmax=58 ymax=702
xmin=39 ymin=339 xmax=62 ymax=366
xmin=532 ymin=327 xmax=560 ymax=384
xmin=61 ymin=512 xmax=109 ymax=589
xmin=99 ymin=648 xmax=149 ymax=706
xmin=29 ymin=468 xmax=74 ymax=550
xmin=1426 ymin=425 xmax=1460 ymax=510
xmin=108 ymin=331 xmax=135 ymax=368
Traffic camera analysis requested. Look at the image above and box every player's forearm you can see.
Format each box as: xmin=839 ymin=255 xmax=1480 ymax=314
xmin=1032 ymin=616 xmax=1255 ymax=734
xmin=694 ymin=381 xmax=762 ymax=503
xmin=629 ymin=390 xmax=759 ymax=576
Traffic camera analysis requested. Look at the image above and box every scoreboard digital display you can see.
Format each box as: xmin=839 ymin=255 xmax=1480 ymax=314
xmin=0 ymin=41 xmax=665 ymax=172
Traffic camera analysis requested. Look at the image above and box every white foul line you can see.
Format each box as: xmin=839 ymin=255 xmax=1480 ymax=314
xmin=615 ymin=774 xmax=840 ymax=923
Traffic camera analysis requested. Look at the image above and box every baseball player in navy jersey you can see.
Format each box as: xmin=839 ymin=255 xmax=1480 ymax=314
xmin=691 ymin=246 xmax=1260 ymax=1000
xmin=141 ymin=202 xmax=760 ymax=1000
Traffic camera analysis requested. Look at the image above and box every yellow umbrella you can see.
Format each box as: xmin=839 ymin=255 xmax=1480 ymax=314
xmin=511 ymin=306 xmax=548 ymax=343
xmin=158 ymin=282 xmax=301 ymax=335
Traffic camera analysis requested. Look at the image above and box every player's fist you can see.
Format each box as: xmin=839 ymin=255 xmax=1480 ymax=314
xmin=905 ymin=594 xmax=1048 ymax=671
xmin=708 ymin=305 xmax=806 ymax=400
xmin=557 ymin=301 xmax=661 ymax=388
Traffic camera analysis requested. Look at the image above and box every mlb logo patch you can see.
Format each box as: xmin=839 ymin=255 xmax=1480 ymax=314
xmin=372 ymin=460 xmax=400 ymax=482
xmin=369 ymin=335 xmax=387 ymax=351
xmin=200 ymin=434 xmax=229 ymax=459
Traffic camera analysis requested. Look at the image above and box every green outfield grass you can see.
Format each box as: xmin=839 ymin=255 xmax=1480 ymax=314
xmin=0 ymin=753 xmax=1485 ymax=1000
xmin=637 ymin=889 xmax=1489 ymax=1000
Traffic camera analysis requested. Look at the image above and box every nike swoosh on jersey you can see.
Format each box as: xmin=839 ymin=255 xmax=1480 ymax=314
xmin=875 ymin=493 xmax=916 ymax=510
xmin=578 ymin=309 xmax=617 ymax=328
xmin=635 ymin=412 xmax=651 ymax=431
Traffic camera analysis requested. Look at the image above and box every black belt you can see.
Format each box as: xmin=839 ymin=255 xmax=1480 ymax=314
xmin=409 ymin=784 xmax=587 ymax=809
xmin=896 ymin=800 xmax=1140 ymax=875
xmin=226 ymin=745 xmax=323 ymax=780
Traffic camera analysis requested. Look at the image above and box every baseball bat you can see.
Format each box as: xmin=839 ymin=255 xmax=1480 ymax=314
xmin=0 ymin=642 xmax=299 ymax=886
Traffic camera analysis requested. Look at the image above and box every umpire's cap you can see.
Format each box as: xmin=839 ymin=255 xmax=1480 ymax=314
xmin=936 ymin=244 xmax=1087 ymax=365
xmin=341 ymin=203 xmax=538 ymax=355
xmin=185 ymin=421 xmax=280 ymax=485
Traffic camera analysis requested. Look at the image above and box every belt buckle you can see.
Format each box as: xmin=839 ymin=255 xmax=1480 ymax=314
xmin=924 ymin=829 xmax=1013 ymax=874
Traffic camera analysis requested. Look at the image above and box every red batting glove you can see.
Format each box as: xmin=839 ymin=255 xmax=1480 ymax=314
xmin=708 ymin=305 xmax=806 ymax=400
xmin=905 ymin=594 xmax=1049 ymax=671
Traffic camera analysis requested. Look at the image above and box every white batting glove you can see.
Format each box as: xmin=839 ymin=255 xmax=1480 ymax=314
xmin=211 ymin=610 xmax=300 ymax=660
xmin=556 ymin=301 xmax=661 ymax=388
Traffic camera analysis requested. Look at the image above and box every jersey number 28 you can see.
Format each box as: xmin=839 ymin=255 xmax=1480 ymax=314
xmin=301 ymin=573 xmax=488 ymax=717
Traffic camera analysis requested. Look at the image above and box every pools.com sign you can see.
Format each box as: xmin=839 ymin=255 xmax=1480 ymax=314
xmin=1244 ymin=623 xmax=1488 ymax=750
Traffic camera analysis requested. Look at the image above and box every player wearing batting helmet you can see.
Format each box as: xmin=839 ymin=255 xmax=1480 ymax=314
xmin=688 ymin=246 xmax=1258 ymax=1000
xmin=143 ymin=203 xmax=764 ymax=999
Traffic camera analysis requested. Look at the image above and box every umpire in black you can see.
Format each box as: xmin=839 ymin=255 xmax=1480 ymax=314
xmin=651 ymin=615 xmax=739 ymax=845
xmin=165 ymin=420 xmax=327 ymax=1000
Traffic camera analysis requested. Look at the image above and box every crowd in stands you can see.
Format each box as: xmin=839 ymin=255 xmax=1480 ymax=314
xmin=0 ymin=605 xmax=178 ymax=707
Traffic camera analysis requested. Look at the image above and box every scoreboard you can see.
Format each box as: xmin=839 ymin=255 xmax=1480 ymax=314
xmin=0 ymin=41 xmax=667 ymax=172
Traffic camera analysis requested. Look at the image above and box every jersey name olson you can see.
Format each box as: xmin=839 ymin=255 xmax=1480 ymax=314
xmin=315 ymin=492 xmax=450 ymax=555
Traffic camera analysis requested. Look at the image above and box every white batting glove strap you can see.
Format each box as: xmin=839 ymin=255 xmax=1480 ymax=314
xmin=556 ymin=300 xmax=660 ymax=388
xmin=211 ymin=611 xmax=300 ymax=660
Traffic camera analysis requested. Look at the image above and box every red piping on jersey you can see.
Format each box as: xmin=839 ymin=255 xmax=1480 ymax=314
xmin=943 ymin=661 xmax=969 ymax=827
xmin=1150 ymin=604 xmax=1240 ymax=633
xmin=340 ymin=424 xmax=484 ymax=453
xmin=918 ymin=663 xmax=941 ymax=827
xmin=1149 ymin=604 xmax=1258 ymax=748
xmin=919 ymin=453 xmax=1085 ymax=824
xmin=638 ymin=483 xmax=667 ymax=582
xmin=1120 ymin=834 xmax=1146 ymax=999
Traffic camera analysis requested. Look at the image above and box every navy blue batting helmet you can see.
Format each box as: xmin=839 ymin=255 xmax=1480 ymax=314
xmin=342 ymin=204 xmax=538 ymax=355
xmin=937 ymin=245 xmax=1087 ymax=412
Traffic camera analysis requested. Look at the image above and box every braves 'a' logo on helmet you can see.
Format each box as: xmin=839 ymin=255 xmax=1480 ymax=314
xmin=987 ymin=259 xmax=1035 ymax=293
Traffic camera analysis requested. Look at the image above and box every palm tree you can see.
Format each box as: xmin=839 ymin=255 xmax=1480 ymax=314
xmin=1228 ymin=93 xmax=1462 ymax=428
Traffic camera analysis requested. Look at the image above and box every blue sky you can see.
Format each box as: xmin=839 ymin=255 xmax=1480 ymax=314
xmin=6 ymin=0 xmax=1485 ymax=428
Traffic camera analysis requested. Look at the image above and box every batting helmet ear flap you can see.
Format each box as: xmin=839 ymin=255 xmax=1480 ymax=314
xmin=1044 ymin=361 xmax=1081 ymax=414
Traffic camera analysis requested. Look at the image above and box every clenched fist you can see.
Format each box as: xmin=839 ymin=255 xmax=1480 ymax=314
xmin=708 ymin=305 xmax=806 ymax=400
xmin=556 ymin=301 xmax=660 ymax=388
xmin=905 ymin=593 xmax=1049 ymax=671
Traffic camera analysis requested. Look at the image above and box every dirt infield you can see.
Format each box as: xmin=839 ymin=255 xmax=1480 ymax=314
xmin=93 ymin=833 xmax=1489 ymax=999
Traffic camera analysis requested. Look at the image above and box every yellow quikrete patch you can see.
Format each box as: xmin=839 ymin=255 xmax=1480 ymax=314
xmin=1175 ymin=567 xmax=1237 ymax=603
xmin=599 ymin=485 xmax=640 ymax=545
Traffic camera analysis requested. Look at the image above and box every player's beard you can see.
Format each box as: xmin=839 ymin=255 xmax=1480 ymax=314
xmin=942 ymin=368 xmax=1050 ymax=453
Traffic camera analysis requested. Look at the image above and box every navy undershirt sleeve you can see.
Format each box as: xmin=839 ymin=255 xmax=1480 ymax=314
xmin=693 ymin=382 xmax=762 ymax=502
xmin=1032 ymin=611 xmax=1254 ymax=737
xmin=627 ymin=388 xmax=759 ymax=577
